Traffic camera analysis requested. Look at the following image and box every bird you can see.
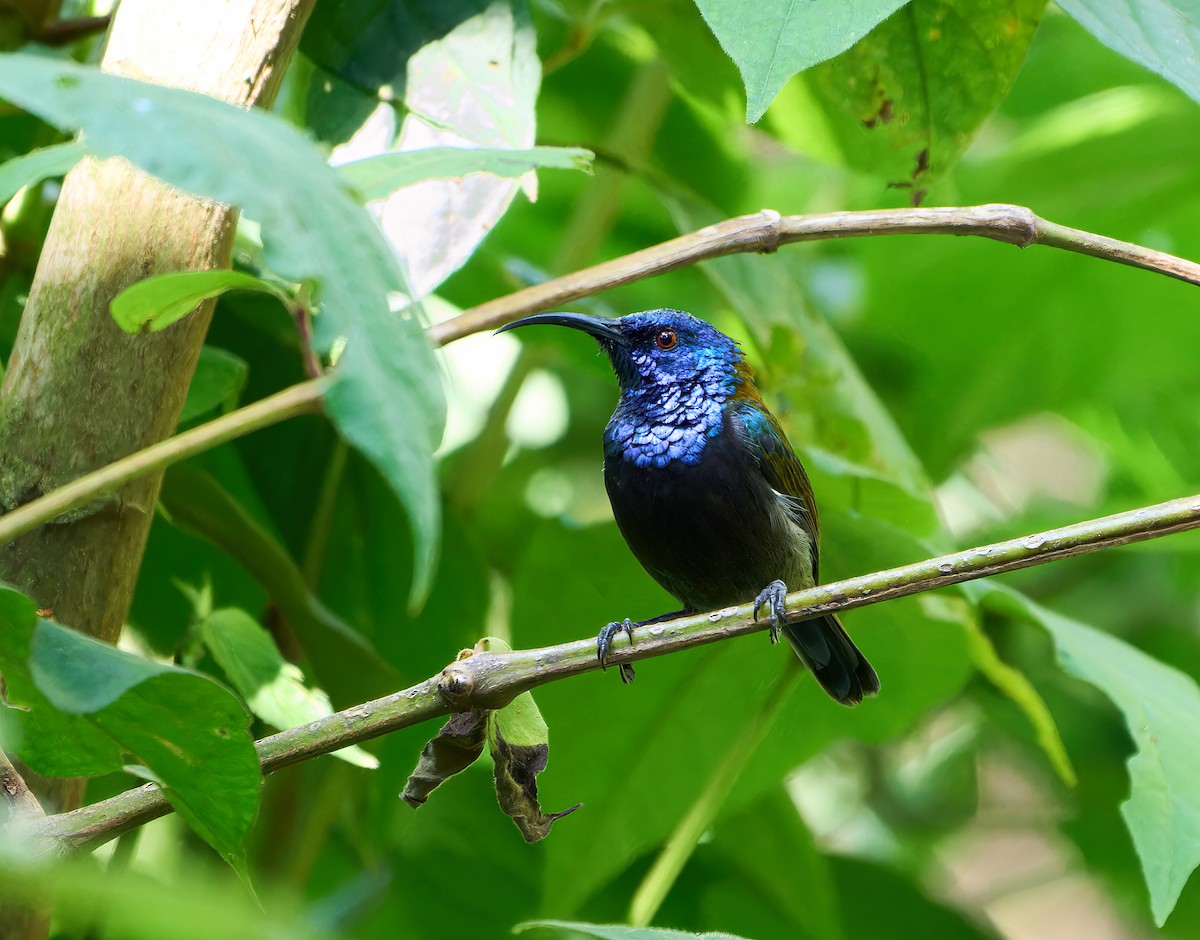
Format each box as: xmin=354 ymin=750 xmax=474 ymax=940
xmin=497 ymin=308 xmax=879 ymax=706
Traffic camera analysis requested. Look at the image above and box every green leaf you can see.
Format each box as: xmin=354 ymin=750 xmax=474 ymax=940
xmin=180 ymin=346 xmax=248 ymax=424
xmin=959 ymin=602 xmax=1076 ymax=786
xmin=0 ymin=139 xmax=85 ymax=206
xmin=0 ymin=53 xmax=446 ymax=606
xmin=519 ymin=923 xmax=749 ymax=939
xmin=110 ymin=270 xmax=289 ymax=333
xmin=1056 ymin=0 xmax=1200 ymax=105
xmin=800 ymin=0 xmax=1045 ymax=194
xmin=199 ymin=608 xmax=378 ymax=769
xmin=0 ymin=586 xmax=122 ymax=777
xmin=25 ymin=618 xmax=260 ymax=871
xmin=337 ymin=145 xmax=593 ymax=202
xmin=0 ymin=588 xmax=260 ymax=869
xmin=980 ymin=584 xmax=1200 ymax=925
xmin=692 ymin=0 xmax=911 ymax=123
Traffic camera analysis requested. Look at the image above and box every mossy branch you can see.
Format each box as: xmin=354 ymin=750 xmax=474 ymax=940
xmin=14 ymin=490 xmax=1200 ymax=853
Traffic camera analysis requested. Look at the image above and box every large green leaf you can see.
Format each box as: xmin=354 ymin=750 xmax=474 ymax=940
xmin=1056 ymin=0 xmax=1200 ymax=105
xmin=979 ymin=584 xmax=1200 ymax=926
xmin=0 ymin=586 xmax=259 ymax=871
xmin=796 ymin=0 xmax=1045 ymax=194
xmin=0 ymin=53 xmax=445 ymax=604
xmin=692 ymin=0 xmax=911 ymax=122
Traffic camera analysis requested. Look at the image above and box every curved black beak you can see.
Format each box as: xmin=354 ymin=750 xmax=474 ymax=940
xmin=496 ymin=311 xmax=627 ymax=345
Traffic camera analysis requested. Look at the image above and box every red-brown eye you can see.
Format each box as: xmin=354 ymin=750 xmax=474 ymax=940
xmin=655 ymin=329 xmax=677 ymax=350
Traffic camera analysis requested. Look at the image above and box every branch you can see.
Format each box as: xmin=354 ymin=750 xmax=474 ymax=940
xmin=19 ymin=490 xmax=1200 ymax=853
xmin=1 ymin=205 xmax=1196 ymax=544
xmin=430 ymin=204 xmax=1200 ymax=344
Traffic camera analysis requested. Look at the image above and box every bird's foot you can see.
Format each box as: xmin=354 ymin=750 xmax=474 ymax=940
xmin=597 ymin=618 xmax=637 ymax=684
xmin=753 ymin=580 xmax=789 ymax=644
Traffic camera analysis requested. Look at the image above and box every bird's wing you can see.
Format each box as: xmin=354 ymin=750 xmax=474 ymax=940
xmin=728 ymin=397 xmax=821 ymax=557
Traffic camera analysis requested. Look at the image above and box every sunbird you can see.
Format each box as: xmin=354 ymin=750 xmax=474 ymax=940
xmin=499 ymin=309 xmax=879 ymax=705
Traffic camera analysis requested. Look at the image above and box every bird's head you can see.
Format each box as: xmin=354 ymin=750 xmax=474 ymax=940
xmin=497 ymin=308 xmax=742 ymax=393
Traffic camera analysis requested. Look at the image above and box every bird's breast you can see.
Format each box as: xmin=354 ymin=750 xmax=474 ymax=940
xmin=603 ymin=411 xmax=814 ymax=611
xmin=603 ymin=383 xmax=724 ymax=468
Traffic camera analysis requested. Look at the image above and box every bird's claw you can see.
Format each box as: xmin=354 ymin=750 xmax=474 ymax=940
xmin=753 ymin=580 xmax=789 ymax=645
xmin=598 ymin=618 xmax=637 ymax=684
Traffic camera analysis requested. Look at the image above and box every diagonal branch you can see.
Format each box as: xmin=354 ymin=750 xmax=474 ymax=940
xmin=0 ymin=205 xmax=1196 ymax=548
xmin=15 ymin=490 xmax=1200 ymax=853
xmin=429 ymin=204 xmax=1200 ymax=344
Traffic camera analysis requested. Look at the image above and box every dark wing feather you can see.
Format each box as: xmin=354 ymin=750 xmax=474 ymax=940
xmin=728 ymin=397 xmax=821 ymax=576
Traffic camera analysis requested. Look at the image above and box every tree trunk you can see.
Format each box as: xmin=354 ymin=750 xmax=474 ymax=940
xmin=0 ymin=2 xmax=315 ymax=936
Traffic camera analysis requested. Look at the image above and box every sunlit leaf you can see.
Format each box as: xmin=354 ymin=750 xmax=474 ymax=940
xmin=1056 ymin=0 xmax=1200 ymax=105
xmin=110 ymin=270 xmax=289 ymax=334
xmin=693 ymin=0 xmax=910 ymax=122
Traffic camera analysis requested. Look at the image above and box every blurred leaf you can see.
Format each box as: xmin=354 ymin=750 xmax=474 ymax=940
xmin=519 ymin=923 xmax=750 ymax=939
xmin=703 ymin=789 xmax=842 ymax=940
xmin=180 ymin=346 xmax=249 ymax=424
xmin=0 ymin=855 xmax=331 ymax=940
xmin=1056 ymin=0 xmax=1200 ymax=105
xmin=980 ymin=584 xmax=1200 ymax=925
xmin=110 ymin=270 xmax=290 ymax=333
xmin=199 ymin=607 xmax=379 ymax=769
xmin=8 ymin=610 xmax=260 ymax=871
xmin=959 ymin=602 xmax=1075 ymax=786
xmin=802 ymin=0 xmax=1045 ymax=194
xmin=692 ymin=0 xmax=910 ymax=123
xmin=828 ymin=856 xmax=993 ymax=939
xmin=0 ymin=138 xmax=82 ymax=205
xmin=337 ymin=145 xmax=594 ymax=201
xmin=0 ymin=53 xmax=445 ymax=605
xmin=401 ymin=709 xmax=488 ymax=807
xmin=160 ymin=465 xmax=400 ymax=705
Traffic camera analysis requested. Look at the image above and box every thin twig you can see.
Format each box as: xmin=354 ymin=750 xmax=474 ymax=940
xmin=0 ymin=380 xmax=325 ymax=547
xmin=429 ymin=204 xmax=1200 ymax=344
xmin=17 ymin=490 xmax=1200 ymax=853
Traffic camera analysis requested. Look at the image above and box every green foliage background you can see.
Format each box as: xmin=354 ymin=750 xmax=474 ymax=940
xmin=2 ymin=1 xmax=1200 ymax=938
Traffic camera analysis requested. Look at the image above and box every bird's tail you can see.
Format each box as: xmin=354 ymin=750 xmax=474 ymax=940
xmin=783 ymin=614 xmax=879 ymax=706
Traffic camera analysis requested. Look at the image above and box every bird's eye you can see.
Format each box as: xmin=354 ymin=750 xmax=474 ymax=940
xmin=655 ymin=329 xmax=678 ymax=350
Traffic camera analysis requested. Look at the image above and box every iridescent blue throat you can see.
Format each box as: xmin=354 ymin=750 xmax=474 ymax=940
xmin=603 ymin=353 xmax=741 ymax=468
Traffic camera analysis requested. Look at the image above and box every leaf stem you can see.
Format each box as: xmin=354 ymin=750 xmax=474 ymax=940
xmin=17 ymin=489 xmax=1200 ymax=852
